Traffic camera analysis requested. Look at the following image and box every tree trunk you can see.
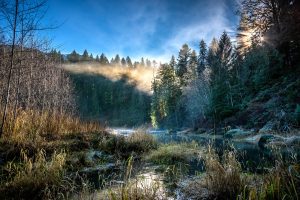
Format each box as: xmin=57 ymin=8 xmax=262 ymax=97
xmin=0 ymin=0 xmax=19 ymax=136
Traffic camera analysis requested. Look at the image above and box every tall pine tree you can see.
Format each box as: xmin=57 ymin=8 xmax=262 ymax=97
xmin=126 ymin=56 xmax=133 ymax=68
xmin=82 ymin=49 xmax=90 ymax=62
xmin=176 ymin=44 xmax=191 ymax=86
xmin=197 ymin=39 xmax=207 ymax=77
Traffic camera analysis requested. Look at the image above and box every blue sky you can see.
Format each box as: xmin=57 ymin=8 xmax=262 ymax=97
xmin=45 ymin=0 xmax=238 ymax=62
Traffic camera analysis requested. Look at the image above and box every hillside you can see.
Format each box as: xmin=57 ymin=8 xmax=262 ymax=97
xmin=62 ymin=63 xmax=155 ymax=126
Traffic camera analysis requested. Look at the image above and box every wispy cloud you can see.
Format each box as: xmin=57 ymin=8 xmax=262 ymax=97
xmin=153 ymin=0 xmax=236 ymax=62
xmin=47 ymin=0 xmax=238 ymax=63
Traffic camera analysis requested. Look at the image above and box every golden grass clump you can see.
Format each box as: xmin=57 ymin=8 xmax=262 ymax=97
xmin=99 ymin=130 xmax=158 ymax=158
xmin=203 ymin=147 xmax=246 ymax=199
xmin=107 ymin=179 xmax=166 ymax=200
xmin=179 ymin=147 xmax=248 ymax=200
xmin=146 ymin=142 xmax=202 ymax=165
xmin=0 ymin=149 xmax=70 ymax=199
xmin=125 ymin=130 xmax=158 ymax=153
xmin=0 ymin=109 xmax=104 ymax=154
xmin=4 ymin=109 xmax=103 ymax=136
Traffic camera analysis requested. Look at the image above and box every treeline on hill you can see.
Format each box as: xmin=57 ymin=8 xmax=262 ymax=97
xmin=151 ymin=0 xmax=300 ymax=130
xmin=60 ymin=50 xmax=155 ymax=126
xmin=52 ymin=48 xmax=158 ymax=68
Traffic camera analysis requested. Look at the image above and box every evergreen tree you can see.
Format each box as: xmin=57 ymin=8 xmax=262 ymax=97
xmin=126 ymin=56 xmax=133 ymax=68
xmin=100 ymin=53 xmax=109 ymax=65
xmin=151 ymin=63 xmax=181 ymax=127
xmin=236 ymin=13 xmax=252 ymax=56
xmin=176 ymin=44 xmax=191 ymax=86
xmin=146 ymin=59 xmax=151 ymax=67
xmin=89 ymin=53 xmax=94 ymax=61
xmin=169 ymin=55 xmax=176 ymax=70
xmin=95 ymin=55 xmax=100 ymax=62
xmin=141 ymin=57 xmax=145 ymax=67
xmin=49 ymin=49 xmax=64 ymax=62
xmin=152 ymin=60 xmax=157 ymax=67
xmin=187 ymin=50 xmax=198 ymax=80
xmin=67 ymin=50 xmax=80 ymax=63
xmin=110 ymin=58 xmax=115 ymax=65
xmin=114 ymin=54 xmax=121 ymax=65
xmin=209 ymin=32 xmax=234 ymax=120
xmin=197 ymin=39 xmax=207 ymax=76
xmin=121 ymin=57 xmax=126 ymax=66
xmin=82 ymin=49 xmax=89 ymax=62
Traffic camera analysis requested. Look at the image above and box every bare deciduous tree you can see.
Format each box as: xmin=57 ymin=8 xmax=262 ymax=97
xmin=0 ymin=0 xmax=75 ymax=136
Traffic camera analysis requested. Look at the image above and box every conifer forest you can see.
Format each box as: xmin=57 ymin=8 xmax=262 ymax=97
xmin=0 ymin=0 xmax=299 ymax=199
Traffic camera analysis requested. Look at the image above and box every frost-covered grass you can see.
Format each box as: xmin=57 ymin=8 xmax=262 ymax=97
xmin=146 ymin=142 xmax=202 ymax=166
xmin=0 ymin=149 xmax=70 ymax=199
xmin=99 ymin=130 xmax=158 ymax=158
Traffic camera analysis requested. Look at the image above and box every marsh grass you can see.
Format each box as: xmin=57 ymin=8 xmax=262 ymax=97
xmin=0 ymin=109 xmax=105 ymax=157
xmin=146 ymin=142 xmax=202 ymax=166
xmin=146 ymin=142 xmax=203 ymax=191
xmin=0 ymin=149 xmax=71 ymax=199
xmin=179 ymin=145 xmax=249 ymax=200
xmin=204 ymin=147 xmax=247 ymax=199
xmin=180 ymin=145 xmax=300 ymax=200
xmin=255 ymin=161 xmax=300 ymax=200
xmin=99 ymin=130 xmax=158 ymax=158
xmin=107 ymin=179 xmax=165 ymax=200
xmin=0 ymin=109 xmax=106 ymax=199
xmin=103 ymin=155 xmax=167 ymax=200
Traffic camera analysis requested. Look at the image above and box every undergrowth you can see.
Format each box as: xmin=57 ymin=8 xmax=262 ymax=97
xmin=0 ymin=149 xmax=71 ymax=200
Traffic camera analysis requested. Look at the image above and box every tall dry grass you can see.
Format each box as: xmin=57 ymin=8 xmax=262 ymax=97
xmin=0 ymin=109 xmax=104 ymax=156
xmin=204 ymin=147 xmax=246 ymax=199
xmin=179 ymin=147 xmax=248 ymax=200
xmin=0 ymin=149 xmax=70 ymax=199
xmin=99 ymin=130 xmax=158 ymax=158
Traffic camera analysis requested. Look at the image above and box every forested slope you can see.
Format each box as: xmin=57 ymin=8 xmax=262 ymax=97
xmin=63 ymin=64 xmax=153 ymax=126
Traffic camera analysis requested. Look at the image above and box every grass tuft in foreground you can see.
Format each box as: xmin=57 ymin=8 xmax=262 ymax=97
xmin=99 ymin=130 xmax=158 ymax=158
xmin=180 ymin=146 xmax=300 ymax=200
xmin=0 ymin=110 xmax=105 ymax=156
xmin=0 ymin=149 xmax=72 ymax=200
xmin=146 ymin=142 xmax=202 ymax=166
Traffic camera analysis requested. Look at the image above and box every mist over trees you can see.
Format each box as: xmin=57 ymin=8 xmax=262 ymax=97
xmin=63 ymin=48 xmax=158 ymax=68
xmin=151 ymin=0 xmax=300 ymax=129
